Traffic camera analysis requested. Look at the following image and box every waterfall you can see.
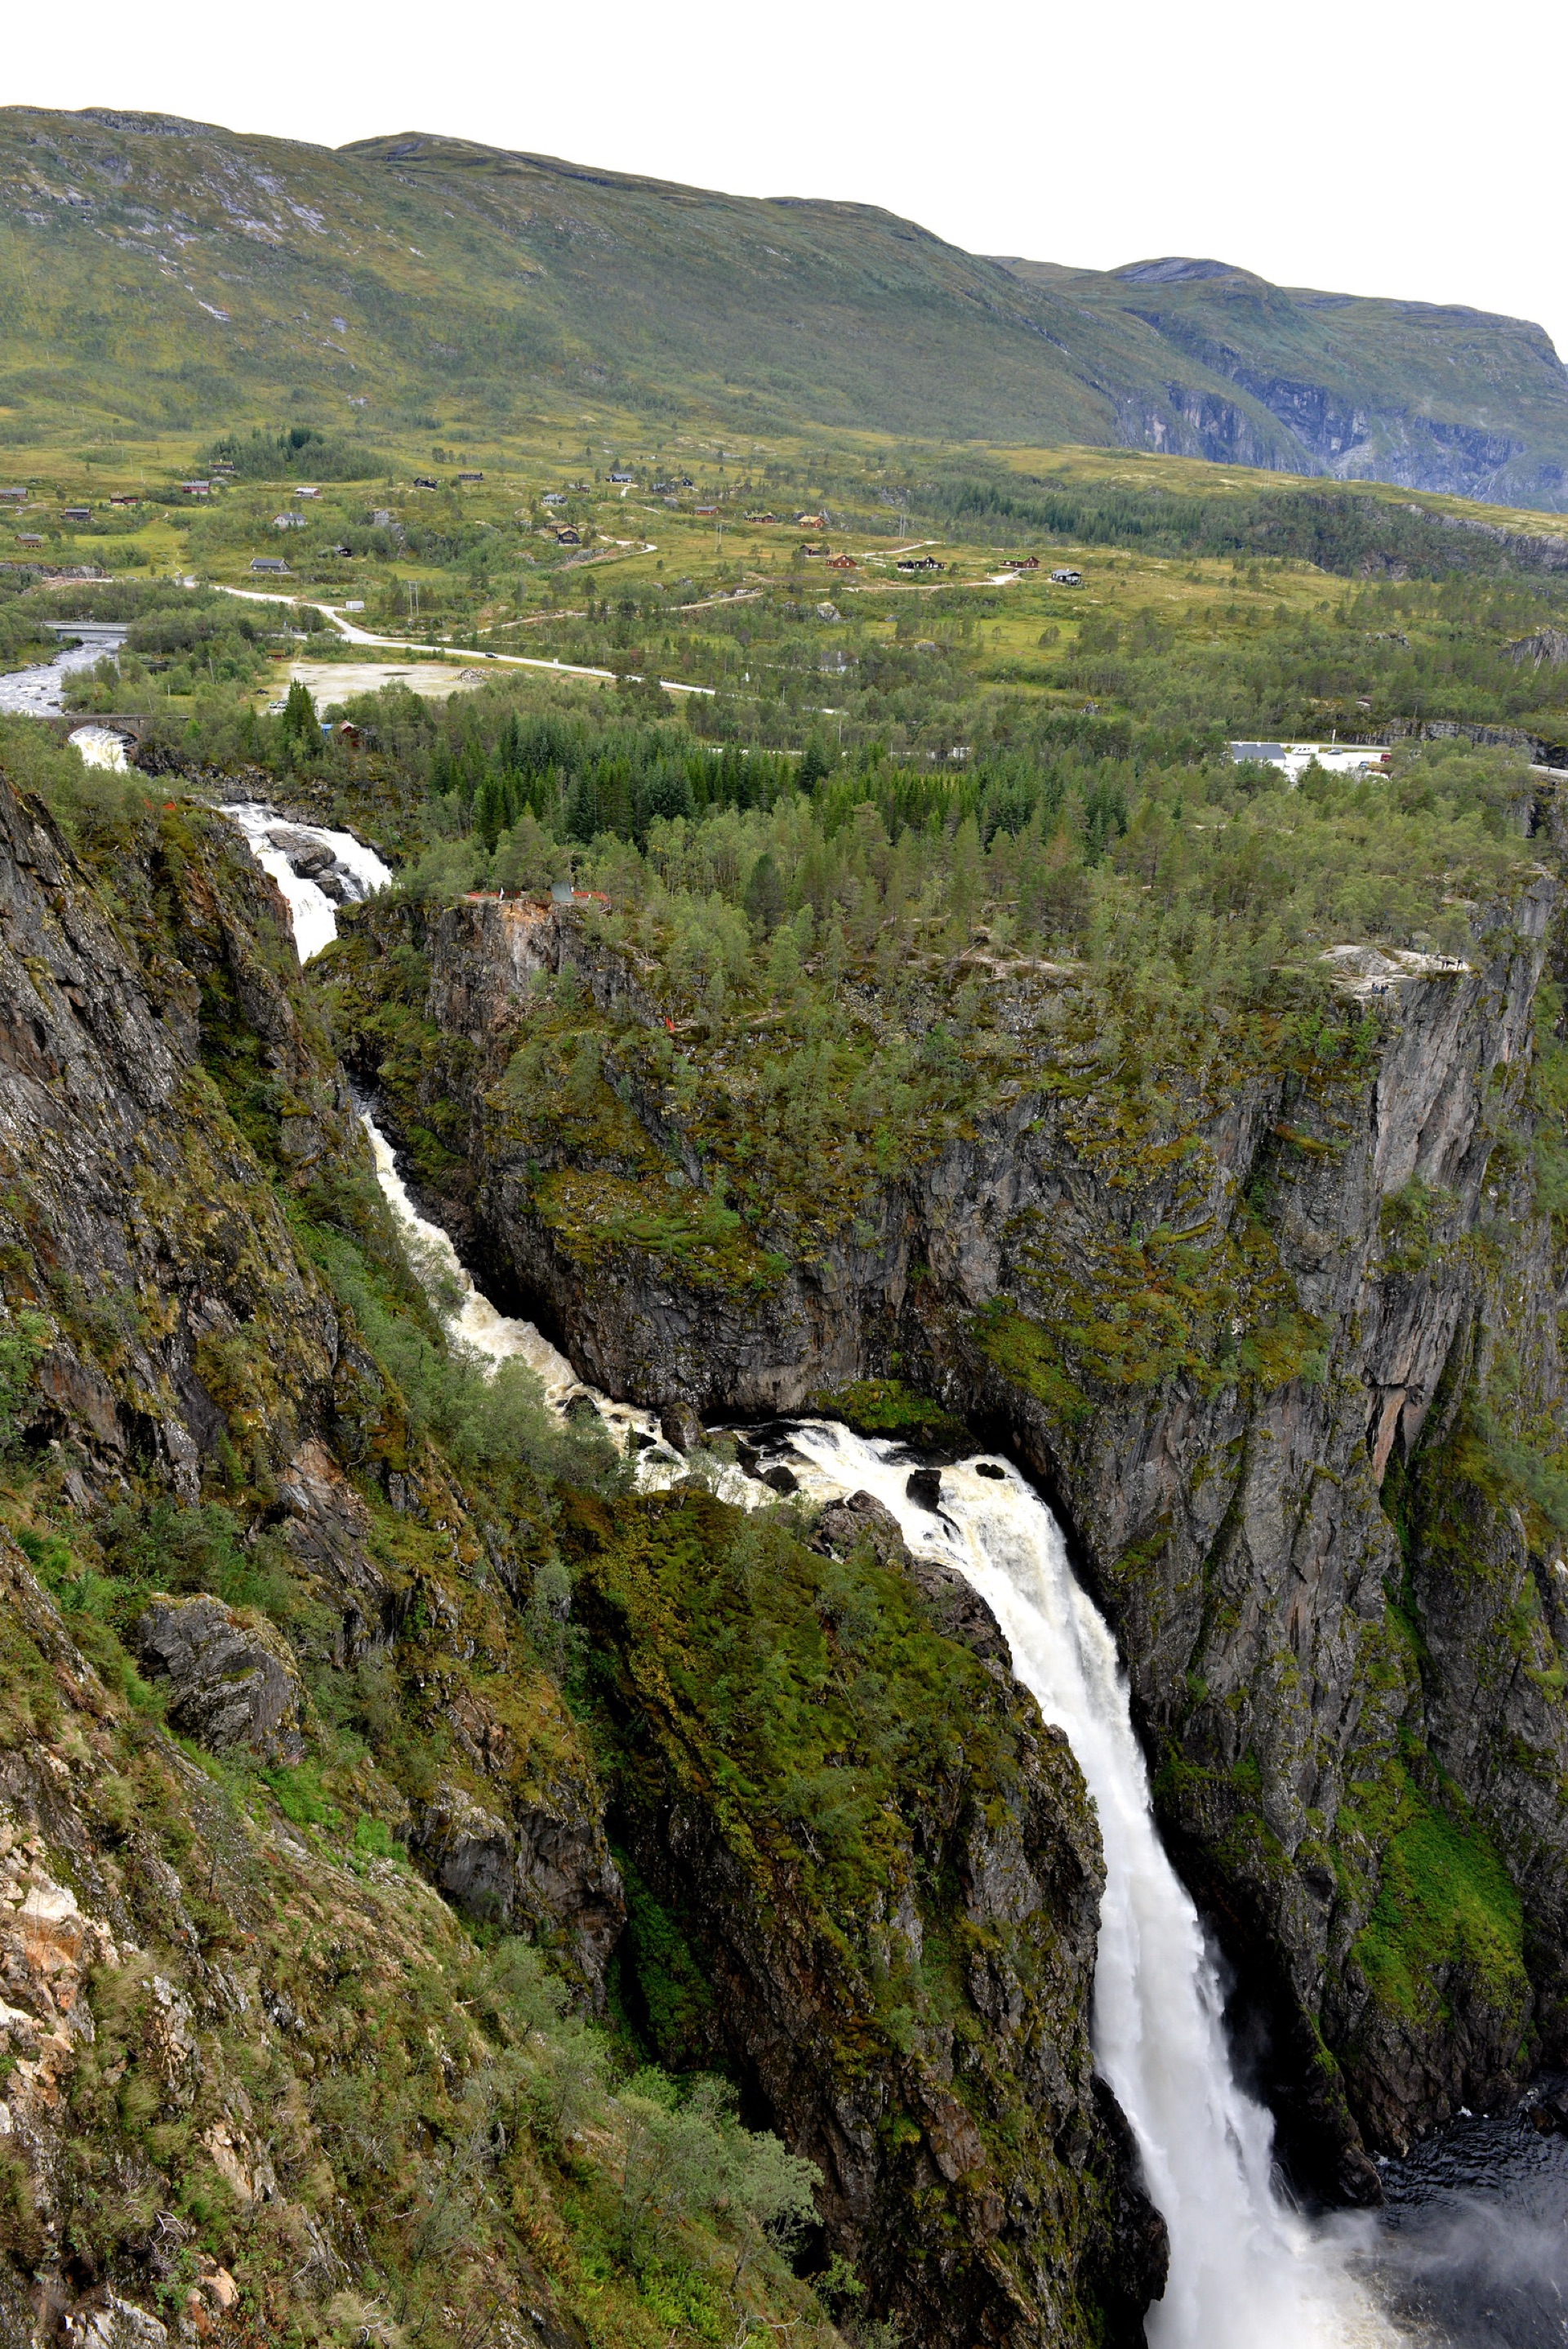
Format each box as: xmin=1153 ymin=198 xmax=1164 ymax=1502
xmin=228 ymin=804 xmax=1399 ymax=2342
xmin=224 ymin=801 xmax=395 ymax=964
xmin=359 ymin=1116 xmax=582 ymax=1400
xmin=69 ymin=725 xmax=130 ymax=772
xmin=777 ymin=1424 xmax=1396 ymax=2349
xmin=358 ymin=1108 xmax=716 ymax=1482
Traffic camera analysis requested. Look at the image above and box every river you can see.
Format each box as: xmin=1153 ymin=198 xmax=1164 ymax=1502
xmin=0 ymin=623 xmax=128 ymax=716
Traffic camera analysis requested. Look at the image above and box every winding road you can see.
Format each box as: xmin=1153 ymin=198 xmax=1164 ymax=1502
xmin=207 ymin=585 xmax=716 ymax=697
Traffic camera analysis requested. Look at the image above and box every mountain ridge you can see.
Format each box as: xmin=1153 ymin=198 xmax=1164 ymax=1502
xmin=0 ymin=105 xmax=1565 ymax=508
xmin=993 ymin=250 xmax=1568 ymax=501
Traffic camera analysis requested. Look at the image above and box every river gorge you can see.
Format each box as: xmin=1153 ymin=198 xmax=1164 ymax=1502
xmin=227 ymin=800 xmax=1568 ymax=2347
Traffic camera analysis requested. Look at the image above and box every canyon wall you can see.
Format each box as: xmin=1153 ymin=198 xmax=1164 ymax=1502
xmin=0 ymin=782 xmax=1159 ymax=2344
xmin=331 ymin=844 xmax=1568 ymax=2195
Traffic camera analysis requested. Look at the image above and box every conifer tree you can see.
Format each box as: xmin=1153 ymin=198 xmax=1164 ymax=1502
xmin=744 ymin=850 xmax=786 ymax=936
xmin=281 ymin=679 xmax=317 ymax=741
xmin=799 ymin=730 xmax=834 ymax=791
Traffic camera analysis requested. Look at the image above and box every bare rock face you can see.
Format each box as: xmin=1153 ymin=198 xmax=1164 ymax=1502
xmin=416 ymin=1781 xmax=514 ymax=1914
xmin=277 ymin=1434 xmax=400 ymax=1664
xmin=1506 ymin=627 xmax=1568 ymax=666
xmin=71 ymin=2296 xmax=169 ymax=2349
xmin=416 ymin=1776 xmax=625 ymax=2000
xmin=133 ymin=1596 xmax=307 ymax=1763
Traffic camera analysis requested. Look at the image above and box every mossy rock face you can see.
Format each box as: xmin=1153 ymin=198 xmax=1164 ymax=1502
xmin=1328 ymin=1760 xmax=1531 ymax=2153
xmin=328 ymin=853 xmax=1568 ymax=2186
xmin=569 ymin=1487 xmax=1167 ymax=2348
xmin=0 ymin=772 xmax=1172 ymax=2347
xmin=807 ymin=1376 xmax=972 ymax=1458
xmin=0 ymin=1522 xmax=848 ymax=2349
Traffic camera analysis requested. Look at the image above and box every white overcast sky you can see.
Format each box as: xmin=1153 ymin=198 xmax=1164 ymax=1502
xmin=7 ymin=0 xmax=1566 ymax=363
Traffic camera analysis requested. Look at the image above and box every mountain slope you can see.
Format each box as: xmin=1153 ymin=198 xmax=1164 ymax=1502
xmin=0 ymin=753 xmax=1164 ymax=2349
xmin=0 ymin=106 xmax=1565 ymax=509
xmin=995 ymin=253 xmax=1568 ymax=507
xmin=0 ymin=109 xmax=1189 ymax=451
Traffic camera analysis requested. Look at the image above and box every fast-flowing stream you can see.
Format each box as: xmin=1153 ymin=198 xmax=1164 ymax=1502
xmin=0 ymin=623 xmax=128 ymax=715
xmin=222 ymin=803 xmax=700 ymax=1482
xmin=225 ymin=800 xmax=394 ymax=960
xmin=227 ymin=800 xmax=1419 ymax=2345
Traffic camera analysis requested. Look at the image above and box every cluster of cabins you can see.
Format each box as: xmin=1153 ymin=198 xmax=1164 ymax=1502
xmin=0 ymin=458 xmax=1087 ymax=604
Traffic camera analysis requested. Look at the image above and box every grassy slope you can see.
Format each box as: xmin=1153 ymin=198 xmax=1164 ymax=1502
xmin=0 ymin=106 xmax=1565 ymax=507
xmin=0 ymin=110 xmax=1147 ymax=450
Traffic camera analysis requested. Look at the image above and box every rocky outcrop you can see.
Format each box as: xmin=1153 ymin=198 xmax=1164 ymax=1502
xmin=68 ymin=2296 xmax=171 ymax=2347
xmin=416 ymin=1773 xmax=625 ymax=1992
xmin=813 ymin=1487 xmax=909 ymax=1571
xmin=1508 ymin=628 xmax=1568 ymax=667
xmin=133 ymin=1593 xmax=307 ymax=1762
xmin=263 ymin=822 xmax=359 ymax=901
xmin=813 ymin=1487 xmax=1013 ymax=1668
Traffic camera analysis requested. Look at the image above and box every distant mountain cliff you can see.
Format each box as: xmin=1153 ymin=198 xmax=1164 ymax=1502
xmin=994 ymin=254 xmax=1568 ymax=509
xmin=0 ymin=107 xmax=1566 ymax=506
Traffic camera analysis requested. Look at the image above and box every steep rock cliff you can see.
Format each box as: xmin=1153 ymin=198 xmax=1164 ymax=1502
xmin=570 ymin=1484 xmax=1165 ymax=2348
xmin=330 ymin=839 xmax=1568 ymax=2187
xmin=0 ymin=785 xmax=622 ymax=1990
xmin=0 ymin=776 xmax=1158 ymax=2345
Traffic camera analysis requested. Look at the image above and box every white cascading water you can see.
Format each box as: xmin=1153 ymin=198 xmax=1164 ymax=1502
xmin=229 ymin=804 xmax=1398 ymax=2345
xmin=225 ymin=805 xmax=706 ymax=1482
xmin=358 ymin=1114 xmax=701 ymax=1474
xmin=225 ymin=800 xmax=395 ymax=962
xmin=779 ymin=1424 xmax=1396 ymax=2348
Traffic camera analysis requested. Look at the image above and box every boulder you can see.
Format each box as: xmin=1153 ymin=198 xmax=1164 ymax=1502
xmin=660 ymin=1401 xmax=705 ymax=1454
xmin=813 ymin=1489 xmax=909 ymax=1571
xmin=134 ymin=1595 xmax=306 ymax=1763
xmin=905 ymin=1466 xmax=942 ymax=1511
xmin=266 ymin=825 xmax=335 ymax=875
